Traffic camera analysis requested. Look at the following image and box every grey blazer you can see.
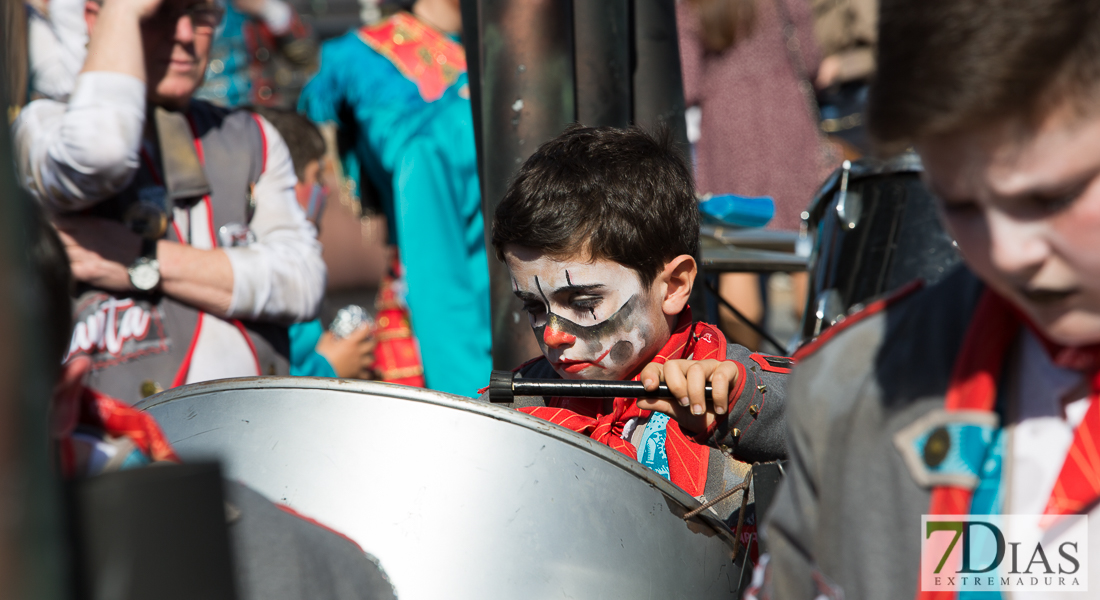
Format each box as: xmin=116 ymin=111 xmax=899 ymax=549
xmin=765 ymin=266 xmax=984 ymax=599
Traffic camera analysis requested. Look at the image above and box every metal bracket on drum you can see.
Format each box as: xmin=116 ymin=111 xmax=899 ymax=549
xmin=489 ymin=370 xmax=712 ymax=403
xmin=834 ymin=160 xmax=862 ymax=230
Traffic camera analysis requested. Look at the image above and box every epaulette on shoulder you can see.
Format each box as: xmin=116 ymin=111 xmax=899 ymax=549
xmin=792 ymin=279 xmax=924 ymax=362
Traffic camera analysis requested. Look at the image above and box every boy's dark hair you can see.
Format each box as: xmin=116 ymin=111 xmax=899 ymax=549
xmin=251 ymin=107 xmax=326 ymax=182
xmin=869 ymin=0 xmax=1100 ymax=151
xmin=492 ymin=124 xmax=698 ymax=288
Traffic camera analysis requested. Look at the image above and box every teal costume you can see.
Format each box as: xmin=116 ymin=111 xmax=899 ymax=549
xmin=195 ymin=2 xmax=252 ymax=107
xmin=299 ymin=13 xmax=490 ymax=396
xmin=195 ymin=0 xmax=317 ymax=109
xmin=289 ymin=321 xmax=337 ymax=378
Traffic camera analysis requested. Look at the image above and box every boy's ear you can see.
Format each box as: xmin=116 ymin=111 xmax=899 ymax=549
xmin=660 ymin=254 xmax=697 ymax=316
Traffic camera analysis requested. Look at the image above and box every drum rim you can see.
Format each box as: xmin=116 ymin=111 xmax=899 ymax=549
xmin=803 ymin=151 xmax=924 ymax=226
xmin=136 ymin=376 xmax=740 ymax=545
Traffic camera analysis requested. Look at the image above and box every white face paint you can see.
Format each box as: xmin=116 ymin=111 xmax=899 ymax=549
xmin=504 ymin=246 xmax=671 ymax=381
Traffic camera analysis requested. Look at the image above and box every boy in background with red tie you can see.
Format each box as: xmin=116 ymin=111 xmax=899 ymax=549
xmin=765 ymin=0 xmax=1100 ymax=597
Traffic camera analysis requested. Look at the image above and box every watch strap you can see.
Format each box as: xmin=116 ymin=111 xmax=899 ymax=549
xmin=141 ymin=237 xmax=158 ymax=260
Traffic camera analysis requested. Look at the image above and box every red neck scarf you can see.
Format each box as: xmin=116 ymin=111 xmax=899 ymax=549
xmin=920 ymin=289 xmax=1100 ymax=600
xmin=58 ymin=387 xmax=180 ymax=478
xmin=520 ymin=310 xmax=727 ymax=496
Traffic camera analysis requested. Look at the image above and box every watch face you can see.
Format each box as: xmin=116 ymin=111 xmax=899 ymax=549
xmin=129 ymin=259 xmax=160 ymax=291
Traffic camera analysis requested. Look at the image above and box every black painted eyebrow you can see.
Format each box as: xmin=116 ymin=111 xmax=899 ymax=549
xmin=551 ymin=284 xmax=605 ymax=296
xmin=513 ymin=282 xmax=605 ymax=302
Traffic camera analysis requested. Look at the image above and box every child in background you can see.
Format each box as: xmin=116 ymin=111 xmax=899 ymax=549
xmin=252 ymin=107 xmax=376 ymax=379
xmin=486 ymin=125 xmax=790 ymax=527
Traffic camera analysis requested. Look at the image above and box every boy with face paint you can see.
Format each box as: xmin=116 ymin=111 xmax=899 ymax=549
xmin=487 ymin=125 xmax=791 ymax=526
xmin=763 ymin=1 xmax=1100 ymax=598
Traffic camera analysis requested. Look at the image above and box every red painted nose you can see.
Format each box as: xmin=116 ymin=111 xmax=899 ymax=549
xmin=543 ymin=326 xmax=577 ymax=348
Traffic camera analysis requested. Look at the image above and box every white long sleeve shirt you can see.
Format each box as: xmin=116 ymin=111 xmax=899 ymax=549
xmin=27 ymin=0 xmax=88 ymax=101
xmin=13 ymin=71 xmax=325 ymax=323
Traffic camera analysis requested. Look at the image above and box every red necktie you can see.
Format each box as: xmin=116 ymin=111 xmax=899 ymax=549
xmin=1042 ymin=369 xmax=1100 ymax=520
xmin=919 ymin=291 xmax=1100 ymax=600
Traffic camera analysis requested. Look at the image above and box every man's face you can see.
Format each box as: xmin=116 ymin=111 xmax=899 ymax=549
xmin=141 ymin=0 xmax=220 ymax=108
xmin=919 ymin=102 xmax=1100 ymax=346
xmin=504 ymin=245 xmax=670 ymax=381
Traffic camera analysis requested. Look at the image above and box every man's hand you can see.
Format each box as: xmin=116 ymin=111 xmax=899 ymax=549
xmin=82 ymin=0 xmax=170 ymax=80
xmin=316 ymin=325 xmax=377 ymax=379
xmin=54 ymin=216 xmax=142 ymax=292
xmin=636 ymin=359 xmax=741 ymax=436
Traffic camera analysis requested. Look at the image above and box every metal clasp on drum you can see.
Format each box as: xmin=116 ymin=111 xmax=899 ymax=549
xmin=834 ymin=160 xmax=862 ymax=230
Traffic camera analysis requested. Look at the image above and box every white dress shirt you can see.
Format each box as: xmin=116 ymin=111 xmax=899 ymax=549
xmin=13 ymin=71 xmax=325 ymax=324
xmin=27 ymin=0 xmax=88 ymax=101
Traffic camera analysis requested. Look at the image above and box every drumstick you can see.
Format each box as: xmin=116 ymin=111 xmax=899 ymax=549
xmin=488 ymin=370 xmax=712 ymax=404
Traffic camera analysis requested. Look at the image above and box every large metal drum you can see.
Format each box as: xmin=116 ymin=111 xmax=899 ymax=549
xmin=136 ymin=378 xmax=744 ymax=599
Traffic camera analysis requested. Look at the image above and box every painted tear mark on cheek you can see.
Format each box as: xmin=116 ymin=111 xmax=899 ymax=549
xmin=609 ymin=340 xmax=634 ymax=364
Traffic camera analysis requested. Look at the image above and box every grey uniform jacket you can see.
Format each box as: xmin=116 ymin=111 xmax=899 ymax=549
xmin=490 ymin=336 xmax=791 ymax=525
xmin=765 ymin=266 xmax=984 ymax=599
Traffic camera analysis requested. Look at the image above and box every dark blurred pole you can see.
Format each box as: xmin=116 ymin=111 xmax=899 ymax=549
xmin=460 ymin=0 xmax=483 ymax=195
xmin=573 ymin=0 xmax=631 ymax=128
xmin=466 ymin=0 xmax=689 ymax=370
xmin=632 ymin=0 xmax=690 ymax=154
xmin=0 ymin=8 xmax=71 ymax=599
xmin=464 ymin=0 xmax=576 ymax=370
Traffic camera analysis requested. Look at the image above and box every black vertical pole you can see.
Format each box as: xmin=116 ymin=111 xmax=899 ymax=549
xmin=632 ymin=0 xmax=689 ymax=153
xmin=469 ymin=0 xmax=691 ymax=371
xmin=632 ymin=0 xmax=699 ymax=312
xmin=469 ymin=0 xmax=577 ymax=370
xmin=573 ymin=0 xmax=631 ymax=128
xmin=459 ymin=0 xmax=484 ymax=195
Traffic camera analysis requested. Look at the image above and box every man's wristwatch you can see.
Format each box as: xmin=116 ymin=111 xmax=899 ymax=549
xmin=129 ymin=240 xmax=161 ymax=291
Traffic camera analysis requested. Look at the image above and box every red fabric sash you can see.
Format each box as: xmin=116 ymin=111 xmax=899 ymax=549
xmin=59 ymin=387 xmax=180 ymax=477
xmin=521 ymin=310 xmax=725 ymax=496
xmin=1043 ymin=375 xmax=1100 ymax=520
xmin=357 ymin=12 xmax=467 ymax=102
xmin=373 ymin=255 xmax=426 ymax=387
xmin=919 ymin=290 xmax=1100 ymax=600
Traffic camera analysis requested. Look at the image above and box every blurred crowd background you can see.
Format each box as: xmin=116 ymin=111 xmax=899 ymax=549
xmin=1 ymin=0 xmax=877 ymax=404
xmin=0 ymin=0 xmax=881 ymax=595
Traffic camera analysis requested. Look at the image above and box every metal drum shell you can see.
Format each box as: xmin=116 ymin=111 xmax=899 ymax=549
xmin=136 ymin=377 xmax=745 ymax=600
